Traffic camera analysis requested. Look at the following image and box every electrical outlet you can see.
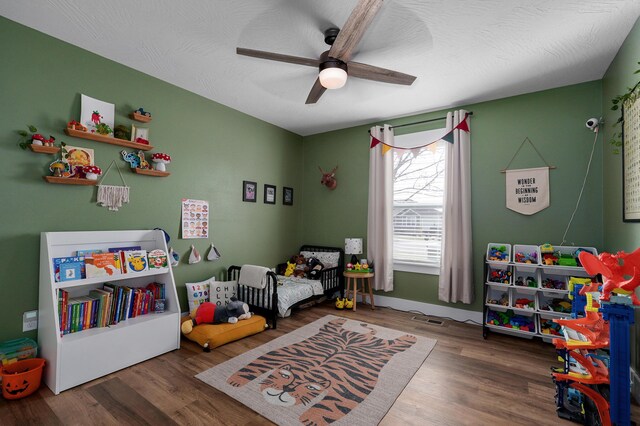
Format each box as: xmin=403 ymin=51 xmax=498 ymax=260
xmin=23 ymin=310 xmax=37 ymax=332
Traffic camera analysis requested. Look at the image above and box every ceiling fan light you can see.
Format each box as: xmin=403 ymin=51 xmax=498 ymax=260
xmin=319 ymin=67 xmax=348 ymax=89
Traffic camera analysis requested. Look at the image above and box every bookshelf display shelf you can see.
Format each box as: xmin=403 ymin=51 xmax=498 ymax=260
xmin=43 ymin=176 xmax=98 ymax=186
xmin=52 ymin=267 xmax=170 ymax=290
xmin=38 ymin=230 xmax=180 ymax=395
xmin=29 ymin=144 xmax=60 ymax=154
xmin=130 ymin=112 xmax=152 ymax=123
xmin=132 ymin=168 xmax=170 ymax=177
xmin=64 ymin=127 xmax=154 ymax=151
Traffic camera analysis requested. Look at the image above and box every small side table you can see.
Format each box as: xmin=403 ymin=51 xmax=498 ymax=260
xmin=343 ymin=271 xmax=375 ymax=311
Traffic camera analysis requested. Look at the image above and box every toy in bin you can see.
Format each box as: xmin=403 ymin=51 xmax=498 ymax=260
xmin=488 ymin=246 xmax=509 ymax=262
xmin=515 ymin=276 xmax=537 ymax=287
xmin=1 ymin=358 xmax=45 ymax=399
xmin=489 ymin=269 xmax=511 ymax=284
xmin=515 ymin=251 xmax=537 ymax=264
xmin=486 ymin=310 xmax=534 ymax=332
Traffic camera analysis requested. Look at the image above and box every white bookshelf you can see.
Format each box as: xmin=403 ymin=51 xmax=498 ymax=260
xmin=38 ymin=230 xmax=181 ymax=394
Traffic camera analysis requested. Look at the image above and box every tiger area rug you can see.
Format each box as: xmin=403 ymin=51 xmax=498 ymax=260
xmin=196 ymin=315 xmax=437 ymax=426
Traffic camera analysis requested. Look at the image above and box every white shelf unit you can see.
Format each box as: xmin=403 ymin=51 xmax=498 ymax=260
xmin=38 ymin=230 xmax=181 ymax=394
xmin=482 ymin=243 xmax=597 ymax=342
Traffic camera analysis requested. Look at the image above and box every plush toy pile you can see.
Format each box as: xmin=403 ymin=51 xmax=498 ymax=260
xmin=181 ymin=297 xmax=252 ymax=335
xmin=282 ymin=255 xmax=324 ymax=279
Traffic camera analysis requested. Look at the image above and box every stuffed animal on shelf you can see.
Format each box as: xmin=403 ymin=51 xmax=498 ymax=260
xmin=181 ymin=297 xmax=252 ymax=335
xmin=291 ymin=254 xmax=307 ymax=278
xmin=306 ymin=257 xmax=324 ymax=280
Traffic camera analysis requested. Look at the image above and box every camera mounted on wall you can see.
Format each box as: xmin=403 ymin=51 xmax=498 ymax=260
xmin=585 ymin=117 xmax=602 ymax=132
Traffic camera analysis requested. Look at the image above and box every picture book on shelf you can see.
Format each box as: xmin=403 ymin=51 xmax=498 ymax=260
xmin=53 ymin=256 xmax=85 ymax=282
xmin=76 ymin=249 xmax=103 ymax=258
xmin=85 ymin=252 xmax=122 ymax=278
xmin=123 ymin=250 xmax=148 ymax=273
xmin=148 ymin=249 xmax=168 ymax=269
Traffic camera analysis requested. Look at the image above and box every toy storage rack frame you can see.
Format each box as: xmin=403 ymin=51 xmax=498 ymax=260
xmin=482 ymin=244 xmax=597 ymax=342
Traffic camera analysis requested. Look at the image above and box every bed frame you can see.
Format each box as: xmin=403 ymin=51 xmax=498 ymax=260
xmin=230 ymin=245 xmax=344 ymax=327
xmin=227 ymin=266 xmax=279 ymax=330
xmin=299 ymin=244 xmax=344 ymax=298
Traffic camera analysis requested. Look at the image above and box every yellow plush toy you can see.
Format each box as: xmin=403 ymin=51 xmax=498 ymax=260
xmin=284 ymin=261 xmax=295 ymax=277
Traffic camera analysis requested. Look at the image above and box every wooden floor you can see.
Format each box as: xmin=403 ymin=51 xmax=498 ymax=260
xmin=1 ymin=302 xmax=638 ymax=425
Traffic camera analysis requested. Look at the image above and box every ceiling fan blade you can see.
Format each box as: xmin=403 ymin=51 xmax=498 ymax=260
xmin=328 ymin=0 xmax=383 ymax=62
xmin=348 ymin=61 xmax=416 ymax=85
xmin=305 ymin=77 xmax=327 ymax=104
xmin=237 ymin=47 xmax=319 ymax=67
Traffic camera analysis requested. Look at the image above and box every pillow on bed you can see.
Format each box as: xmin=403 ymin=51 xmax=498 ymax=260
xmin=300 ymin=251 xmax=340 ymax=269
xmin=185 ymin=278 xmax=213 ymax=312
xmin=210 ymin=280 xmax=238 ymax=306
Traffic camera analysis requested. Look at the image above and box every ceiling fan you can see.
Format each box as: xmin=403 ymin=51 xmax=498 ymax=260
xmin=236 ymin=0 xmax=417 ymax=104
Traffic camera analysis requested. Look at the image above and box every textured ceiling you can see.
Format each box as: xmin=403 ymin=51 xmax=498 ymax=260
xmin=1 ymin=0 xmax=639 ymax=136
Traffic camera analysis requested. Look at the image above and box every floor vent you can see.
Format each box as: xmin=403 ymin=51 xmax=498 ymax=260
xmin=411 ymin=316 xmax=445 ymax=326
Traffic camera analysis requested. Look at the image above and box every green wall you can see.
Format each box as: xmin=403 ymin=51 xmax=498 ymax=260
xmin=601 ymin=16 xmax=640 ymax=374
xmin=302 ymin=81 xmax=603 ymax=313
xmin=0 ymin=17 xmax=303 ymax=342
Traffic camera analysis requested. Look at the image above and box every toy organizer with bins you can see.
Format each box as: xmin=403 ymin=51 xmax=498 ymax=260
xmin=482 ymin=242 xmax=597 ymax=342
xmin=38 ymin=230 xmax=180 ymax=394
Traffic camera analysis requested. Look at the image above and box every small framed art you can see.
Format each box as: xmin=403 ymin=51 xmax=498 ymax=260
xmin=283 ymin=186 xmax=293 ymax=206
xmin=131 ymin=125 xmax=150 ymax=144
xmin=243 ymin=180 xmax=257 ymax=202
xmin=264 ymin=184 xmax=276 ymax=204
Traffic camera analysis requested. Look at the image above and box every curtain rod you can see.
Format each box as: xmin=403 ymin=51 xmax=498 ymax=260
xmin=368 ymin=111 xmax=474 ymax=133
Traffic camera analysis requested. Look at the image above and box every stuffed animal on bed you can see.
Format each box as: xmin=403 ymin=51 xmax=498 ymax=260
xmin=292 ymin=254 xmax=308 ymax=278
xmin=181 ymin=297 xmax=252 ymax=335
xmin=306 ymin=257 xmax=324 ymax=280
xmin=284 ymin=261 xmax=295 ymax=277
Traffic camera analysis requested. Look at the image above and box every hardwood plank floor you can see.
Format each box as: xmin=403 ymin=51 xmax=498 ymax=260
xmin=1 ymin=302 xmax=638 ymax=425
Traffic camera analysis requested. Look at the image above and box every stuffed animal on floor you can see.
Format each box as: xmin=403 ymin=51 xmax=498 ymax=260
xmin=181 ymin=297 xmax=252 ymax=335
xmin=292 ymin=254 xmax=307 ymax=278
xmin=306 ymin=257 xmax=324 ymax=280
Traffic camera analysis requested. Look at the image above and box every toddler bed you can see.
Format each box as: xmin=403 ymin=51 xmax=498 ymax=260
xmin=231 ymin=244 xmax=344 ymax=321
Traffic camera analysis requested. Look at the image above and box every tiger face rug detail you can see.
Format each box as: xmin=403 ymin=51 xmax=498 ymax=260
xmin=196 ymin=315 xmax=436 ymax=426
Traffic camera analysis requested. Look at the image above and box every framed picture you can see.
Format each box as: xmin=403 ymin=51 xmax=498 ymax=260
xmin=80 ymin=94 xmax=115 ymax=136
xmin=623 ymin=91 xmax=640 ymax=221
xmin=283 ymin=186 xmax=293 ymax=206
xmin=64 ymin=145 xmax=94 ymax=167
xmin=264 ymin=184 xmax=276 ymax=204
xmin=131 ymin=125 xmax=150 ymax=144
xmin=243 ymin=180 xmax=257 ymax=202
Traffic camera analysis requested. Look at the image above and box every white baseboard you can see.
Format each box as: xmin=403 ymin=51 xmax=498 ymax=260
xmin=632 ymin=367 xmax=640 ymax=404
xmin=356 ymin=294 xmax=483 ymax=324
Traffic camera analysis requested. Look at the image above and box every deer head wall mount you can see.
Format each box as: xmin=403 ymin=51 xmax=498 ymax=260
xmin=319 ymin=165 xmax=338 ymax=190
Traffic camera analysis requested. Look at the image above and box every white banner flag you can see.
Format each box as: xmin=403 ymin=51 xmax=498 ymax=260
xmin=505 ymin=167 xmax=549 ymax=215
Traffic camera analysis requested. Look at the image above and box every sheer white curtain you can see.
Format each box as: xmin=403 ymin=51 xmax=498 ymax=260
xmin=367 ymin=125 xmax=394 ymax=291
xmin=438 ymin=110 xmax=473 ymax=303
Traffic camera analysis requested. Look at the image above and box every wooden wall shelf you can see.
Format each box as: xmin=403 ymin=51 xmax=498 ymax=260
xmin=43 ymin=176 xmax=98 ymax=185
xmin=130 ymin=112 xmax=152 ymax=123
xmin=64 ymin=128 xmax=153 ymax=151
xmin=29 ymin=145 xmax=60 ymax=154
xmin=132 ymin=168 xmax=170 ymax=177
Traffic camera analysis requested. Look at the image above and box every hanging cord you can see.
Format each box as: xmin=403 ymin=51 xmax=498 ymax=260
xmin=560 ymin=127 xmax=599 ymax=246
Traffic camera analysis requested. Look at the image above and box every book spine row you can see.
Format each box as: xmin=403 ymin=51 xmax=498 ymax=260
xmin=57 ymin=282 xmax=166 ymax=336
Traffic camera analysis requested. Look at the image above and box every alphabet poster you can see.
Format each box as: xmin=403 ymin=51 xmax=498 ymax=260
xmin=505 ymin=167 xmax=549 ymax=215
xmin=181 ymin=199 xmax=209 ymax=238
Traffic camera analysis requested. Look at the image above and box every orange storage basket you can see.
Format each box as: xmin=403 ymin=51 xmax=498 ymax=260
xmin=1 ymin=358 xmax=45 ymax=399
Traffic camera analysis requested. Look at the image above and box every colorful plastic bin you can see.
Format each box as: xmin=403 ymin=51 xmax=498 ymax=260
xmin=1 ymin=358 xmax=45 ymax=399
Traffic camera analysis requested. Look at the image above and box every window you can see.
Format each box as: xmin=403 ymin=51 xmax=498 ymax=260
xmin=393 ymin=128 xmax=446 ymax=275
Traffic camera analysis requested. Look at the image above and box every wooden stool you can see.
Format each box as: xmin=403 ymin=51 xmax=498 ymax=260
xmin=343 ymin=271 xmax=375 ymax=311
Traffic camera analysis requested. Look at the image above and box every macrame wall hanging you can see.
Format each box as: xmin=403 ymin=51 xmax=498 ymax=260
xmin=97 ymin=160 xmax=130 ymax=211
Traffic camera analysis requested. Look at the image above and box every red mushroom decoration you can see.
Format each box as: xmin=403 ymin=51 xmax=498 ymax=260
xmin=82 ymin=165 xmax=102 ymax=180
xmin=31 ymin=134 xmax=46 ymax=146
xmin=151 ymin=153 xmax=171 ymax=172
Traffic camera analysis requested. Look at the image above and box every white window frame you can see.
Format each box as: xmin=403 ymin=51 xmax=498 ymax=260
xmin=392 ymin=127 xmax=446 ymax=276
